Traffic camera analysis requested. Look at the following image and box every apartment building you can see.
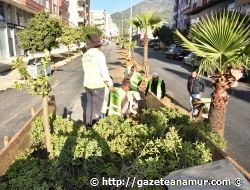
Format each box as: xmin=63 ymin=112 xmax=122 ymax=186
xmin=68 ymin=0 xmax=90 ymax=26
xmin=0 ymin=0 xmax=69 ymax=58
xmin=172 ymin=0 xmax=249 ymax=30
xmin=172 ymin=0 xmax=190 ymax=30
xmin=90 ymin=10 xmax=119 ymax=38
xmin=235 ymin=0 xmax=250 ymax=14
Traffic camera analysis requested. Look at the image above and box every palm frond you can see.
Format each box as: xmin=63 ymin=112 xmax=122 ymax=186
xmin=176 ymin=10 xmax=250 ymax=74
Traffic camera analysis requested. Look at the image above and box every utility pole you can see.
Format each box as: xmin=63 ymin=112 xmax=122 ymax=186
xmin=128 ymin=0 xmax=133 ymax=62
xmin=122 ymin=11 xmax=124 ymax=37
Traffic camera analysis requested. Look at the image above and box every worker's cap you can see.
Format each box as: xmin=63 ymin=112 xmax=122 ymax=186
xmin=152 ymin=72 xmax=159 ymax=78
xmin=87 ymin=35 xmax=102 ymax=48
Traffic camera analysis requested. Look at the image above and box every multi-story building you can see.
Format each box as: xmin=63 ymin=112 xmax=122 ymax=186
xmin=172 ymin=0 xmax=249 ymax=30
xmin=0 ymin=0 xmax=69 ymax=58
xmin=90 ymin=10 xmax=119 ymax=38
xmin=235 ymin=0 xmax=250 ymax=14
xmin=184 ymin=0 xmax=236 ymax=26
xmin=68 ymin=0 xmax=90 ymax=26
xmin=90 ymin=10 xmax=106 ymax=34
xmin=172 ymin=0 xmax=190 ymax=30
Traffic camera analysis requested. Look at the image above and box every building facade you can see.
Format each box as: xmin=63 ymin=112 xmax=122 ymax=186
xmin=0 ymin=0 xmax=69 ymax=58
xmin=235 ymin=0 xmax=250 ymax=14
xmin=68 ymin=0 xmax=90 ymax=26
xmin=90 ymin=10 xmax=119 ymax=38
xmin=172 ymin=0 xmax=249 ymax=30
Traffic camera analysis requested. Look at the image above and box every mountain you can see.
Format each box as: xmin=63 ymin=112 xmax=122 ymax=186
xmin=111 ymin=0 xmax=173 ymax=31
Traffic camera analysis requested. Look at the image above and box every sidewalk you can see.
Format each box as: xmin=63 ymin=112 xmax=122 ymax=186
xmin=0 ymin=50 xmax=82 ymax=91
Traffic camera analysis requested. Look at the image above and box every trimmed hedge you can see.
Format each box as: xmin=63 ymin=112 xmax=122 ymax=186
xmin=0 ymin=107 xmax=226 ymax=189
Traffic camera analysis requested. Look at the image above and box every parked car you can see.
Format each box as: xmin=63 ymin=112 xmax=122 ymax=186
xmin=165 ymin=46 xmax=185 ymax=59
xmin=184 ymin=52 xmax=196 ymax=66
xmin=148 ymin=39 xmax=159 ymax=48
xmin=184 ymin=52 xmax=202 ymax=67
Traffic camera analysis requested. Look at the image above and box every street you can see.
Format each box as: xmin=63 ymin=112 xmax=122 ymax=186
xmin=0 ymin=42 xmax=249 ymax=171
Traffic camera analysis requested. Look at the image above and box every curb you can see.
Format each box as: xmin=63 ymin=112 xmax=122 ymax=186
xmin=0 ymin=53 xmax=82 ymax=92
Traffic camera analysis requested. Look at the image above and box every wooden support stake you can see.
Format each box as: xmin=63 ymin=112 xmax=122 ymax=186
xmin=31 ymin=107 xmax=36 ymax=117
xmin=3 ymin=136 xmax=11 ymax=147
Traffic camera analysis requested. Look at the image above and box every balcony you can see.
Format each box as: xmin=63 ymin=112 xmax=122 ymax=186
xmin=59 ymin=0 xmax=69 ymax=12
xmin=239 ymin=0 xmax=250 ymax=5
xmin=78 ymin=0 xmax=86 ymax=6
xmin=19 ymin=0 xmax=45 ymax=13
xmin=77 ymin=6 xmax=84 ymax=13
xmin=184 ymin=0 xmax=221 ymax=15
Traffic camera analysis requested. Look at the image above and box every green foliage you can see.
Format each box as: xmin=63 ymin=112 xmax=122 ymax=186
xmin=12 ymin=56 xmax=51 ymax=97
xmin=153 ymin=25 xmax=175 ymax=45
xmin=83 ymin=25 xmax=103 ymax=39
xmin=59 ymin=26 xmax=76 ymax=48
xmin=31 ymin=117 xmax=45 ymax=149
xmin=2 ymin=109 xmax=214 ymax=189
xmin=204 ymin=132 xmax=227 ymax=151
xmin=132 ymin=12 xmax=162 ymax=32
xmin=18 ymin=11 xmax=62 ymax=52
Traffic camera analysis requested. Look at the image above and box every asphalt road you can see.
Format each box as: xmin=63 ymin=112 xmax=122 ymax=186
xmin=0 ymin=43 xmax=125 ymax=149
xmin=0 ymin=56 xmax=84 ymax=149
xmin=134 ymin=45 xmax=250 ymax=171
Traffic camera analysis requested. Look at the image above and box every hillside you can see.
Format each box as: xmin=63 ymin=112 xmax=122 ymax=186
xmin=111 ymin=0 xmax=173 ymax=31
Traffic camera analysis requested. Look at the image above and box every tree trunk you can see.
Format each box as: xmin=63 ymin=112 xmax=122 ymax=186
xmin=43 ymin=96 xmax=52 ymax=153
xmin=143 ymin=34 xmax=149 ymax=77
xmin=67 ymin=45 xmax=70 ymax=59
xmin=209 ymin=82 xmax=228 ymax=137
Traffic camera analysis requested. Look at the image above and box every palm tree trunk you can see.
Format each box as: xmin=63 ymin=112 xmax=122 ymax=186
xmin=143 ymin=34 xmax=149 ymax=77
xmin=209 ymin=82 xmax=228 ymax=137
xmin=43 ymin=96 xmax=52 ymax=152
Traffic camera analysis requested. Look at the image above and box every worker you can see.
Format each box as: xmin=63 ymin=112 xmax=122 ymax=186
xmin=145 ymin=72 xmax=166 ymax=99
xmin=108 ymin=80 xmax=130 ymax=116
xmin=127 ymin=90 xmax=141 ymax=115
xmin=82 ymin=35 xmax=114 ymax=127
xmin=129 ymin=70 xmax=145 ymax=91
xmin=124 ymin=64 xmax=137 ymax=79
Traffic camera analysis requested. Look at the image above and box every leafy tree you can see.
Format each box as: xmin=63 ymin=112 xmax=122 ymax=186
xmin=18 ymin=11 xmax=62 ymax=54
xmin=59 ymin=26 xmax=76 ymax=58
xmin=176 ymin=10 xmax=250 ymax=137
xmin=153 ymin=25 xmax=175 ymax=46
xmin=83 ymin=25 xmax=103 ymax=39
xmin=12 ymin=56 xmax=53 ymax=152
xmin=132 ymin=12 xmax=162 ymax=76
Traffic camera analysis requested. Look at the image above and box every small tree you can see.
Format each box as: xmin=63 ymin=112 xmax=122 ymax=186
xmin=59 ymin=26 xmax=76 ymax=58
xmin=12 ymin=56 xmax=53 ymax=152
xmin=18 ymin=11 xmax=62 ymax=55
xmin=72 ymin=27 xmax=86 ymax=52
xmin=132 ymin=12 xmax=162 ymax=76
xmin=82 ymin=25 xmax=103 ymax=38
xmin=153 ymin=25 xmax=175 ymax=46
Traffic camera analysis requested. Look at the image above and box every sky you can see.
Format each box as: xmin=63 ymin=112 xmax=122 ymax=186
xmin=90 ymin=0 xmax=144 ymax=14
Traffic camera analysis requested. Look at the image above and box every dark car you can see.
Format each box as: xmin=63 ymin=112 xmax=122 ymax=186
xmin=148 ymin=39 xmax=159 ymax=48
xmin=165 ymin=46 xmax=185 ymax=59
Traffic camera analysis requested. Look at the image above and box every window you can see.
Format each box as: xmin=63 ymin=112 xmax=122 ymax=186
xmin=0 ymin=2 xmax=5 ymax=21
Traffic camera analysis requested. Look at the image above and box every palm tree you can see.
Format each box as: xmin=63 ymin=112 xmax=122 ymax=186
xmin=132 ymin=12 xmax=162 ymax=76
xmin=176 ymin=10 xmax=250 ymax=137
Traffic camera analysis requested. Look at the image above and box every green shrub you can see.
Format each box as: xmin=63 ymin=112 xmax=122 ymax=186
xmin=2 ymin=111 xmax=214 ymax=189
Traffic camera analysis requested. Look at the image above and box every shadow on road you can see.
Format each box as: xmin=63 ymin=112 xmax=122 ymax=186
xmin=81 ymin=92 xmax=87 ymax=124
xmin=108 ymin=61 xmax=126 ymax=68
